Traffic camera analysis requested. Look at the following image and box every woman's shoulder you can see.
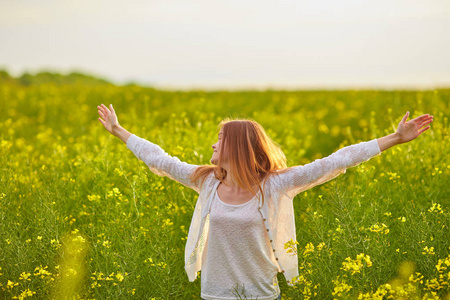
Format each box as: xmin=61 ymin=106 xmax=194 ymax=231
xmin=198 ymin=171 xmax=218 ymax=191
xmin=264 ymin=169 xmax=293 ymax=189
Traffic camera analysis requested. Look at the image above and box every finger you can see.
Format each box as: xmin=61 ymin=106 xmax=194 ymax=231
xmin=98 ymin=105 xmax=108 ymax=114
xmin=101 ymin=103 xmax=111 ymax=114
xmin=97 ymin=105 xmax=105 ymax=115
xmin=418 ymin=126 xmax=430 ymax=135
xmin=98 ymin=110 xmax=106 ymax=119
xmin=98 ymin=118 xmax=106 ymax=127
xmin=411 ymin=114 xmax=431 ymax=123
xmin=401 ymin=111 xmax=409 ymax=123
xmin=416 ymin=117 xmax=433 ymax=128
xmin=110 ymin=104 xmax=115 ymax=113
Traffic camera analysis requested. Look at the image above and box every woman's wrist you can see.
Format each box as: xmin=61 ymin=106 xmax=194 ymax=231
xmin=377 ymin=133 xmax=402 ymax=152
xmin=112 ymin=125 xmax=132 ymax=144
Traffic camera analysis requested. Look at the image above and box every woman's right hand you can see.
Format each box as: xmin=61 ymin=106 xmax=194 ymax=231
xmin=98 ymin=104 xmax=120 ymax=135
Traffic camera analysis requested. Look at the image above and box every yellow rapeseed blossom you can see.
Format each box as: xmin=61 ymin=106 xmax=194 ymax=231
xmin=303 ymin=242 xmax=315 ymax=256
xmin=114 ymin=167 xmax=124 ymax=176
xmin=386 ymin=172 xmax=400 ymax=182
xmin=425 ymin=278 xmax=441 ymax=291
xmin=284 ymin=239 xmax=299 ymax=256
xmin=358 ymin=283 xmax=391 ymax=299
xmin=115 ymin=272 xmax=124 ymax=282
xmin=317 ymin=242 xmax=325 ymax=251
xmin=11 ymin=288 xmax=36 ymax=299
xmin=436 ymin=254 xmax=450 ymax=272
xmin=7 ymin=280 xmax=19 ymax=289
xmin=108 ymin=187 xmax=122 ymax=199
xmin=19 ymin=272 xmax=31 ymax=281
xmin=33 ymin=265 xmax=52 ymax=278
xmin=341 ymin=253 xmax=372 ymax=275
xmin=162 ymin=218 xmax=173 ymax=227
xmin=422 ymin=246 xmax=435 ymax=255
xmin=332 ymin=276 xmax=352 ymax=297
xmin=87 ymin=194 xmax=101 ymax=202
xmin=369 ymin=223 xmax=390 ymax=234
xmin=428 ymin=202 xmax=443 ymax=214
xmin=422 ymin=291 xmax=442 ymax=300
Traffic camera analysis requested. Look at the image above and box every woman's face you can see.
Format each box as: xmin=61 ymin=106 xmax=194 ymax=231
xmin=211 ymin=130 xmax=223 ymax=165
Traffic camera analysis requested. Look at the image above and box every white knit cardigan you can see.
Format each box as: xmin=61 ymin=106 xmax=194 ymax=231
xmin=126 ymin=134 xmax=382 ymax=285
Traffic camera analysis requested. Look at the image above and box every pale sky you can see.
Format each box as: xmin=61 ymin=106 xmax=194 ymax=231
xmin=1 ymin=0 xmax=450 ymax=90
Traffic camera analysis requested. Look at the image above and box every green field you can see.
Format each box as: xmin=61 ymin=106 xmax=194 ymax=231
xmin=0 ymin=71 xmax=449 ymax=299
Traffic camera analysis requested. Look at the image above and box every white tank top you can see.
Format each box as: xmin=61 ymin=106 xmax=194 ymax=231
xmin=200 ymin=190 xmax=281 ymax=300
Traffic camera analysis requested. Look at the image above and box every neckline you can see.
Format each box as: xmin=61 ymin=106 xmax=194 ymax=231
xmin=215 ymin=184 xmax=261 ymax=207
xmin=215 ymin=190 xmax=258 ymax=207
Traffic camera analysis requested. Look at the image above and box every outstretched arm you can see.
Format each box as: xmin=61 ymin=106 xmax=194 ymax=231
xmin=274 ymin=111 xmax=434 ymax=198
xmin=275 ymin=138 xmax=381 ymax=198
xmin=377 ymin=111 xmax=433 ymax=152
xmin=97 ymin=104 xmax=200 ymax=192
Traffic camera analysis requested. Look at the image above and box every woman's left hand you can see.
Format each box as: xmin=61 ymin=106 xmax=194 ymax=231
xmin=395 ymin=111 xmax=434 ymax=144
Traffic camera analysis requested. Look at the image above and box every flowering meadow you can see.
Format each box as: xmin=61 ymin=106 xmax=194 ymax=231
xmin=0 ymin=72 xmax=449 ymax=299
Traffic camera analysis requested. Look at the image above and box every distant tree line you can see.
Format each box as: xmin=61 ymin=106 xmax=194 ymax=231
xmin=0 ymin=70 xmax=113 ymax=86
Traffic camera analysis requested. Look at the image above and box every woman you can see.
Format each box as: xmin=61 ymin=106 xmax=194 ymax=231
xmin=97 ymin=104 xmax=433 ymax=300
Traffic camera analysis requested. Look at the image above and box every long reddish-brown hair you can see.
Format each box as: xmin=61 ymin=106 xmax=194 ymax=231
xmin=190 ymin=118 xmax=290 ymax=205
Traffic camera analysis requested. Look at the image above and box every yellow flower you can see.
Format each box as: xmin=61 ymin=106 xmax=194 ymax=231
xmin=303 ymin=242 xmax=315 ymax=256
xmin=428 ymin=202 xmax=443 ymax=214
xmin=19 ymin=272 xmax=31 ymax=281
xmin=7 ymin=280 xmax=19 ymax=288
xmin=284 ymin=239 xmax=299 ymax=255
xmin=422 ymin=246 xmax=435 ymax=255
xmin=369 ymin=223 xmax=389 ymax=234
xmin=341 ymin=253 xmax=372 ymax=275
xmin=116 ymin=272 xmax=124 ymax=282
xmin=87 ymin=194 xmax=101 ymax=202
xmin=162 ymin=219 xmax=173 ymax=227
xmin=33 ymin=265 xmax=52 ymax=278
xmin=317 ymin=242 xmax=325 ymax=251
xmin=114 ymin=168 xmax=124 ymax=176
xmin=11 ymin=288 xmax=36 ymax=299
xmin=332 ymin=277 xmax=352 ymax=296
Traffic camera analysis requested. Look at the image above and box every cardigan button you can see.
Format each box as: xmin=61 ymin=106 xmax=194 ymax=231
xmin=275 ymin=258 xmax=279 ymax=261
xmin=263 ymin=218 xmax=266 ymax=221
xmin=273 ymin=249 xmax=275 ymax=252
xmin=270 ymin=240 xmax=273 ymax=242
xmin=282 ymin=270 xmax=285 ymax=273
xmin=266 ymin=229 xmax=269 ymax=232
